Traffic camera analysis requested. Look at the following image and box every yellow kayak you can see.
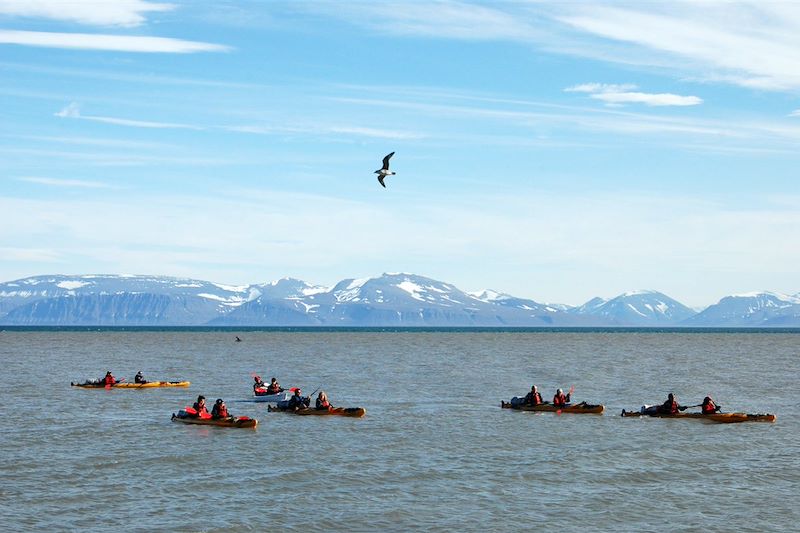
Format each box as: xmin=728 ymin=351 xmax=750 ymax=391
xmin=71 ymin=380 xmax=190 ymax=389
xmin=621 ymin=409 xmax=776 ymax=423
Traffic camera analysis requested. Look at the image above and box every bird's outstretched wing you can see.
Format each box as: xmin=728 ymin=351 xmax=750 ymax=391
xmin=382 ymin=152 xmax=395 ymax=170
xmin=378 ymin=175 xmax=386 ymax=188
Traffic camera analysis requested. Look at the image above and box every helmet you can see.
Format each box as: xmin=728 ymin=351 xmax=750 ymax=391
xmin=557 ymin=389 xmax=563 ymax=394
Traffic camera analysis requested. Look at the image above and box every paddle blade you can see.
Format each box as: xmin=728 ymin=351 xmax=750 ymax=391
xmin=289 ymin=387 xmax=299 ymax=393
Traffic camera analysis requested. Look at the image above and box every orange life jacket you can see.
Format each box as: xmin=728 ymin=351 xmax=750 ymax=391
xmin=553 ymin=392 xmax=568 ymax=407
xmin=702 ymin=401 xmax=717 ymax=414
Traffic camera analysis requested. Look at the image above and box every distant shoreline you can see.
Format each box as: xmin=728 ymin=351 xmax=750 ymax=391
xmin=3 ymin=326 xmax=800 ymax=333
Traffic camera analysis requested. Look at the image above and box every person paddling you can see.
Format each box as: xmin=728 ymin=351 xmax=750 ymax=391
xmin=211 ymin=398 xmax=230 ymax=419
xmin=135 ymin=371 xmax=146 ymax=384
xmin=553 ymin=388 xmax=571 ymax=408
xmin=701 ymin=396 xmax=721 ymax=414
xmin=287 ymin=388 xmax=309 ymax=410
xmin=192 ymin=395 xmax=209 ymax=417
xmin=253 ymin=375 xmax=266 ymax=393
xmin=316 ymin=391 xmax=331 ymax=410
xmin=266 ymin=377 xmax=283 ymax=394
xmin=524 ymin=385 xmax=543 ymax=406
xmin=102 ymin=371 xmax=116 ymax=386
xmin=658 ymin=393 xmax=683 ymax=415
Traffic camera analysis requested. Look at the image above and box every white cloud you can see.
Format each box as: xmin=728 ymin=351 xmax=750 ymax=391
xmin=226 ymin=123 xmax=423 ymax=140
xmin=55 ymin=102 xmax=202 ymax=130
xmin=790 ymin=110 xmax=800 ymax=117
xmin=17 ymin=177 xmax=120 ymax=189
xmin=0 ymin=246 xmax=61 ymax=263
xmin=564 ymin=83 xmax=638 ymax=94
xmin=553 ymin=2 xmax=800 ymax=91
xmin=302 ymin=1 xmax=540 ymax=41
xmin=304 ymin=2 xmax=800 ymax=93
xmin=564 ymin=83 xmax=702 ymax=107
xmin=0 ymin=30 xmax=229 ymax=53
xmin=0 ymin=0 xmax=174 ymax=27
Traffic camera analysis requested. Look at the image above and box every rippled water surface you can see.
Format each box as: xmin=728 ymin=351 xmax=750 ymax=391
xmin=1 ymin=330 xmax=798 ymax=531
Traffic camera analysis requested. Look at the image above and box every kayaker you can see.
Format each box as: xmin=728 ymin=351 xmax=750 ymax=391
xmin=701 ymin=396 xmax=721 ymax=414
xmin=287 ymin=388 xmax=309 ymax=410
xmin=524 ymin=385 xmax=543 ymax=406
xmin=266 ymin=377 xmax=283 ymax=394
xmin=102 ymin=371 xmax=116 ymax=386
xmin=553 ymin=388 xmax=571 ymax=408
xmin=192 ymin=395 xmax=209 ymax=417
xmin=135 ymin=371 xmax=146 ymax=384
xmin=316 ymin=391 xmax=331 ymax=410
xmin=253 ymin=375 xmax=266 ymax=393
xmin=658 ymin=393 xmax=681 ymax=415
xmin=211 ymin=399 xmax=230 ymax=419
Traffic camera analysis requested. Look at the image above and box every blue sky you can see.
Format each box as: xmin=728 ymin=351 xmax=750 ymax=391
xmin=1 ymin=1 xmax=799 ymax=307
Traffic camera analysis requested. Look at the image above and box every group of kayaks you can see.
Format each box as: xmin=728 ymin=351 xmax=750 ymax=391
xmin=71 ymin=371 xmax=367 ymax=430
xmin=500 ymin=390 xmax=775 ymax=424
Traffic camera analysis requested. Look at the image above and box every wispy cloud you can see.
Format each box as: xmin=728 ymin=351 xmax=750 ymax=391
xmin=226 ymin=123 xmax=423 ymax=140
xmin=0 ymin=246 xmax=61 ymax=263
xmin=301 ymin=1 xmax=540 ymax=41
xmin=17 ymin=177 xmax=121 ymax=189
xmin=55 ymin=102 xmax=202 ymax=130
xmin=0 ymin=0 xmax=174 ymax=27
xmin=790 ymin=110 xmax=800 ymax=117
xmin=552 ymin=2 xmax=800 ymax=92
xmin=0 ymin=30 xmax=229 ymax=53
xmin=303 ymin=2 xmax=800 ymax=93
xmin=565 ymin=83 xmax=702 ymax=107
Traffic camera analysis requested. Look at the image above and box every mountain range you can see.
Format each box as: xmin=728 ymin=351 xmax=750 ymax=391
xmin=1 ymin=273 xmax=798 ymax=327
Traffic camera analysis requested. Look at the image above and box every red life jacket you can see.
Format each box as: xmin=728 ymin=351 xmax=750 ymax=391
xmin=664 ymin=400 xmax=678 ymax=414
xmin=319 ymin=399 xmax=330 ymax=409
xmin=193 ymin=402 xmax=208 ymax=416
xmin=104 ymin=375 xmax=115 ymax=386
xmin=553 ymin=392 xmax=567 ymax=407
xmin=217 ymin=405 xmax=229 ymax=417
xmin=702 ymin=401 xmax=717 ymax=414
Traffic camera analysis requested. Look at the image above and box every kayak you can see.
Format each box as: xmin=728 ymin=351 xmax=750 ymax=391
xmin=253 ymin=390 xmax=291 ymax=402
xmin=621 ymin=409 xmax=776 ymax=423
xmin=501 ymin=401 xmax=604 ymax=414
xmin=268 ymin=405 xmax=366 ymax=417
xmin=171 ymin=411 xmax=257 ymax=428
xmin=72 ymin=380 xmax=190 ymax=388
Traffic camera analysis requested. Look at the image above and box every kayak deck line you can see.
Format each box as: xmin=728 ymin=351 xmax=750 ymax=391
xmin=621 ymin=409 xmax=776 ymax=423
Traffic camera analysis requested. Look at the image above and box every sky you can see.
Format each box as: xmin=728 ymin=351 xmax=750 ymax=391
xmin=1 ymin=0 xmax=799 ymax=307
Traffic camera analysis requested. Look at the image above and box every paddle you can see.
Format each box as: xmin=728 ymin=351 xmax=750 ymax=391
xmin=679 ymin=403 xmax=703 ymax=411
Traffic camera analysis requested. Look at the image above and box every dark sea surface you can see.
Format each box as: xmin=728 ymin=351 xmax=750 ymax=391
xmin=1 ymin=329 xmax=798 ymax=532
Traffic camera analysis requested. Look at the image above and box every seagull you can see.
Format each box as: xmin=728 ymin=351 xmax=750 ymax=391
xmin=375 ymin=152 xmax=396 ymax=188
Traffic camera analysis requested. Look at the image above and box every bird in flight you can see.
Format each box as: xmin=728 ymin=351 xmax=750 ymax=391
xmin=375 ymin=152 xmax=396 ymax=188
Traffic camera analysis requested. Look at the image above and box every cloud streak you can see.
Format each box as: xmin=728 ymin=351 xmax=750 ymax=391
xmin=565 ymin=83 xmax=702 ymax=107
xmin=17 ymin=177 xmax=121 ymax=189
xmin=0 ymin=0 xmax=175 ymax=27
xmin=0 ymin=30 xmax=229 ymax=53
xmin=55 ymin=102 xmax=202 ymax=130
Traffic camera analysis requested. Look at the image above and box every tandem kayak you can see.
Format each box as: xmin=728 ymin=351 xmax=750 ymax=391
xmin=253 ymin=389 xmax=291 ymax=403
xmin=501 ymin=401 xmax=604 ymax=414
xmin=621 ymin=409 xmax=776 ymax=423
xmin=268 ymin=405 xmax=366 ymax=417
xmin=171 ymin=411 xmax=257 ymax=428
xmin=72 ymin=380 xmax=190 ymax=388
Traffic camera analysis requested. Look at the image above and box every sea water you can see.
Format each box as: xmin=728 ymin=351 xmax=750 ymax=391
xmin=1 ymin=330 xmax=798 ymax=531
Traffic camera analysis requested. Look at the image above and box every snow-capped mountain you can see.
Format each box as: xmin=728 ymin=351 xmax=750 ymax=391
xmin=0 ymin=275 xmax=256 ymax=325
xmin=683 ymin=291 xmax=800 ymax=327
xmin=1 ymin=274 xmax=798 ymax=327
xmin=569 ymin=290 xmax=696 ymax=326
xmin=216 ymin=273 xmax=576 ymax=326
